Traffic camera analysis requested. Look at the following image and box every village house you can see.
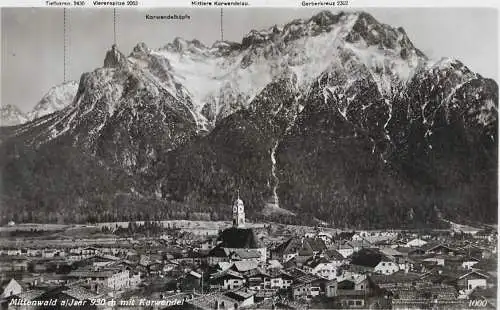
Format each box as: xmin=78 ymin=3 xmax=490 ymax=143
xmin=209 ymin=269 xmax=245 ymax=290
xmin=0 ymin=278 xmax=23 ymax=299
xmin=41 ymin=249 xmax=66 ymax=258
xmin=302 ymin=257 xmax=339 ymax=280
xmin=228 ymin=249 xmax=261 ymax=262
xmin=81 ymin=247 xmax=100 ymax=258
xmin=291 ymin=274 xmax=337 ymax=300
xmin=270 ymin=237 xmax=301 ymax=261
xmin=406 ymin=238 xmax=427 ymax=247
xmin=67 ymin=263 xmax=135 ymax=291
xmin=335 ymin=243 xmax=356 ymax=258
xmin=336 ymin=278 xmax=368 ymax=308
xmin=267 ymin=259 xmax=283 ymax=270
xmin=459 ymin=243 xmax=490 ymax=259
xmin=264 ymin=269 xmax=294 ymax=289
xmin=457 ymin=270 xmax=489 ymax=292
xmin=422 ymin=243 xmax=457 ymax=255
xmin=244 ymin=268 xmax=269 ymax=290
xmin=351 ymin=249 xmax=400 ymax=275
xmin=349 ymin=239 xmax=374 ymax=253
xmin=336 ymin=290 xmax=367 ymax=308
xmin=297 ymin=238 xmax=327 ymax=259
xmin=422 ymin=256 xmax=445 ymax=266
xmin=374 ymin=258 xmax=399 ymax=275
xmin=230 ymin=260 xmax=259 ymax=274
xmin=379 ymin=247 xmax=412 ymax=271
xmin=225 ymin=290 xmax=256 ymax=308
xmin=40 ymin=274 xmax=70 ymax=286
xmin=206 ymin=247 xmax=232 ymax=265
xmin=187 ymin=289 xmax=255 ymax=310
xmin=462 ymin=257 xmax=480 ymax=270
xmin=181 ymin=270 xmax=203 ymax=293
xmin=5 ymin=248 xmax=21 ymax=256
xmin=305 ymin=232 xmax=334 ymax=246
xmin=322 ymin=248 xmax=348 ymax=266
xmin=337 ymin=274 xmax=372 ymax=294
xmin=272 ymin=236 xmax=327 ymax=265
xmin=316 ymin=232 xmax=334 ymax=246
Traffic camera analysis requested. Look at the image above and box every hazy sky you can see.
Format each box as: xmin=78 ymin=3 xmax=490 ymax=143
xmin=1 ymin=7 xmax=498 ymax=113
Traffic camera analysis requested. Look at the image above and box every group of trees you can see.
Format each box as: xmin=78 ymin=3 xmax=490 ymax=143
xmin=112 ymin=221 xmax=165 ymax=236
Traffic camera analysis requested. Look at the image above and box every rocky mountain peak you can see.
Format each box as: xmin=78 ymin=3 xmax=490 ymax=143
xmin=104 ymin=44 xmax=128 ymax=68
xmin=130 ymin=42 xmax=151 ymax=57
xmin=241 ymin=30 xmax=270 ymax=49
xmin=345 ymin=12 xmax=426 ymax=60
xmin=164 ymin=37 xmax=209 ymax=55
xmin=308 ymin=10 xmax=340 ymax=26
xmin=210 ymin=40 xmax=241 ymax=56
xmin=240 ymin=11 xmax=347 ymax=48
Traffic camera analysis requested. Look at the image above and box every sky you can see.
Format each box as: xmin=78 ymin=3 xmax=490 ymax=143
xmin=1 ymin=7 xmax=498 ymax=113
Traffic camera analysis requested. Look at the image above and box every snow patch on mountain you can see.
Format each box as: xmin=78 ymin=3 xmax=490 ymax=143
xmin=143 ymin=13 xmax=359 ymax=124
xmin=128 ymin=11 xmax=427 ymax=131
xmin=414 ymin=57 xmax=481 ymax=127
xmin=0 ymin=104 xmax=28 ymax=127
xmin=29 ymin=81 xmax=79 ymax=121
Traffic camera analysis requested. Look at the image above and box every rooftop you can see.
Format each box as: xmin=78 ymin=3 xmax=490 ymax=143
xmin=63 ymin=286 xmax=101 ymax=301
xmin=217 ymin=227 xmax=263 ymax=249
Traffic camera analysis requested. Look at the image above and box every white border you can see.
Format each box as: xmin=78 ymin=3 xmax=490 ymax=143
xmin=0 ymin=0 xmax=497 ymax=8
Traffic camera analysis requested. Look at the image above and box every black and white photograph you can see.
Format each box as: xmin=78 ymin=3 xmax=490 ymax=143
xmin=0 ymin=4 xmax=498 ymax=309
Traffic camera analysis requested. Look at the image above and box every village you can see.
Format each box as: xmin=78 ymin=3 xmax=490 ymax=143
xmin=0 ymin=196 xmax=497 ymax=309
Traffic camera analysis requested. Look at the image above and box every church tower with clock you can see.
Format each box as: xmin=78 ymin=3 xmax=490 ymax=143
xmin=232 ymin=191 xmax=245 ymax=228
xmin=209 ymin=190 xmax=267 ymax=262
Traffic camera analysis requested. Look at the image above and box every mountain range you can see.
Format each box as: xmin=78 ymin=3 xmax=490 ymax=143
xmin=0 ymin=11 xmax=497 ymax=228
xmin=1 ymin=81 xmax=79 ymax=126
xmin=0 ymin=104 xmax=29 ymax=127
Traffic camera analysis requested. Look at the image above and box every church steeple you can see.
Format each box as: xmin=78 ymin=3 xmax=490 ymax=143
xmin=232 ymin=191 xmax=245 ymax=228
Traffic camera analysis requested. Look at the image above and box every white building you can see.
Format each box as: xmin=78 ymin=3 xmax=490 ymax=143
xmin=265 ymin=276 xmax=293 ymax=289
xmin=1 ymin=279 xmax=23 ymax=298
xmin=306 ymin=232 xmax=333 ymax=246
xmin=6 ymin=249 xmax=21 ymax=256
xmin=210 ymin=270 xmax=245 ymax=290
xmin=423 ymin=257 xmax=445 ymax=266
xmin=459 ymin=271 xmax=488 ymax=291
xmin=374 ymin=260 xmax=400 ymax=275
xmin=462 ymin=259 xmax=479 ymax=270
xmin=406 ymin=238 xmax=428 ymax=247
xmin=337 ymin=244 xmax=355 ymax=258
xmin=304 ymin=259 xmax=339 ymax=280
xmin=106 ymin=269 xmax=130 ymax=290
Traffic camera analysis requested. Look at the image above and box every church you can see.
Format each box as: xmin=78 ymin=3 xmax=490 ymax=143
xmin=210 ymin=194 xmax=267 ymax=263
